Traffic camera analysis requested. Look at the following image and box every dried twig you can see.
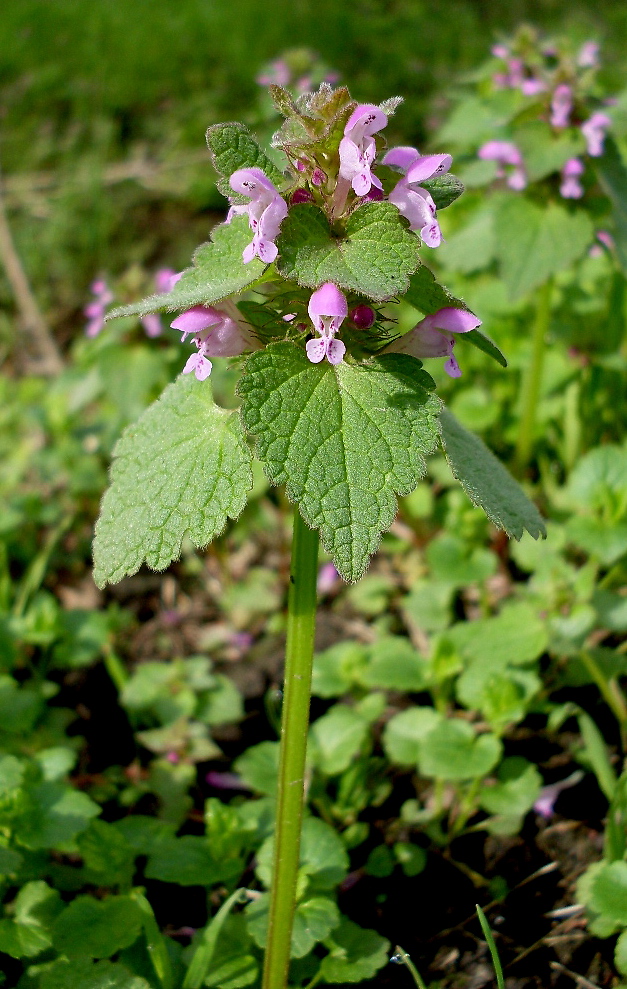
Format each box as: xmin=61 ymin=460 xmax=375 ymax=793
xmin=0 ymin=168 xmax=64 ymax=375
xmin=549 ymin=960 xmax=602 ymax=989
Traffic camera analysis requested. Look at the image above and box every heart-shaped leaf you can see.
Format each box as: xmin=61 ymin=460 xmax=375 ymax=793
xmin=276 ymin=203 xmax=421 ymax=301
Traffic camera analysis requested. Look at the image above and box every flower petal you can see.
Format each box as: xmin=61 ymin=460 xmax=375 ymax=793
xmin=326 ymin=338 xmax=346 ymax=365
xmin=306 ymin=338 xmax=327 ymax=363
xmin=423 ymin=307 xmax=482 ymax=334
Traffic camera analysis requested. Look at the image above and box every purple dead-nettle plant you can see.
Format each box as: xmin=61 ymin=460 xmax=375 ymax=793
xmin=480 ymin=29 xmax=616 ymax=202
xmin=94 ymin=81 xmax=545 ymax=989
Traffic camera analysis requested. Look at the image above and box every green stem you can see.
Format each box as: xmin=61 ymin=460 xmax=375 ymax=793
xmin=514 ymin=277 xmax=553 ymax=475
xmin=580 ymin=650 xmax=627 ymax=748
xmin=262 ymin=510 xmax=319 ymax=989
xmin=392 ymin=946 xmax=428 ymax=989
xmin=103 ymin=646 xmax=128 ymax=694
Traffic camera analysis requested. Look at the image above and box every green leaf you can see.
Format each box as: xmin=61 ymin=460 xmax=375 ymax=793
xmin=312 ymin=642 xmax=370 ymax=698
xmin=183 ymin=889 xmax=252 ymax=989
xmin=566 ymin=444 xmax=627 ymax=509
xmin=40 ymin=958 xmax=151 ymax=989
xmin=515 ymin=122 xmax=586 ymax=182
xmin=418 ymin=719 xmax=503 ymax=781
xmin=383 ymin=707 xmax=442 ymax=767
xmin=594 ymin=135 xmax=627 ymax=274
xmin=276 ymin=203 xmax=421 ymax=301
xmin=320 ymin=918 xmax=390 ymax=984
xmin=403 ymin=264 xmax=472 ymax=315
xmin=0 ymin=846 xmax=23 ymax=875
xmin=52 ymin=894 xmax=144 ymax=958
xmin=440 ymin=410 xmax=546 ymax=540
xmin=479 ymin=757 xmax=542 ymax=818
xmin=587 ymin=861 xmax=627 ymax=925
xmin=239 ymin=344 xmax=441 ymax=581
xmin=106 ymin=216 xmax=266 ymax=320
xmin=145 ymin=836 xmax=220 ymax=886
xmin=0 ymin=918 xmax=51 ymax=959
xmin=615 ymin=930 xmax=627 ymax=977
xmin=17 ymin=781 xmax=100 ymax=850
xmin=360 ymin=636 xmax=429 ymax=692
xmin=420 ymin=173 xmax=465 ymax=209
xmin=394 ymin=842 xmax=427 ymax=877
xmin=205 ymin=122 xmax=285 ymax=187
xmin=566 ymin=517 xmax=627 ymax=566
xmin=77 ymin=820 xmax=136 ymax=887
xmin=578 ymin=712 xmax=617 ymax=803
xmin=234 ymin=741 xmax=279 ymax=796
xmin=0 ymin=882 xmax=63 ymax=959
xmin=449 ymin=602 xmax=548 ymax=666
xmin=246 ymin=893 xmax=340 ymax=958
xmin=494 ymin=197 xmax=593 ymax=300
xmin=426 ymin=533 xmax=497 ymax=587
xmin=309 ymin=705 xmax=370 ymax=776
xmin=93 ymin=375 xmax=252 ymax=587
xmin=438 ymin=207 xmax=496 ymax=273
xmin=256 ymin=817 xmax=349 ymax=891
xmin=462 ymin=329 xmax=508 ymax=368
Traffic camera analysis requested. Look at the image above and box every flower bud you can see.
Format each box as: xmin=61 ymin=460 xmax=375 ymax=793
xmin=349 ymin=305 xmax=376 ymax=329
xmin=291 ymin=187 xmax=315 ymax=205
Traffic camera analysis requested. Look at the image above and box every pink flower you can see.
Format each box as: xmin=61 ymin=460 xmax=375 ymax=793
xmin=182 ymin=351 xmax=213 ymax=381
xmin=139 ymin=270 xmax=183 ymax=338
xmin=383 ymin=306 xmax=481 ymax=378
xmin=228 ymin=168 xmax=288 ymax=264
xmin=577 ymin=41 xmax=599 ymax=68
xmin=155 ymin=267 xmax=181 ymax=293
xmin=84 ymin=279 xmax=113 ymax=337
xmin=171 ymin=301 xmax=259 ymax=381
xmin=550 ymin=84 xmax=573 ymax=128
xmin=382 ymin=146 xmax=452 ymax=248
xmin=317 ymin=562 xmax=340 ymax=594
xmin=581 ymin=112 xmax=611 ymax=157
xmin=256 ymin=59 xmax=290 ymax=88
xmin=306 ymin=283 xmax=348 ymax=365
xmin=534 ymin=771 xmax=583 ymax=819
xmin=339 ymin=104 xmax=387 ymax=197
xmin=520 ymin=78 xmax=546 ymax=96
xmin=478 ymin=141 xmax=527 ymax=190
xmin=560 ymin=157 xmax=584 ymax=199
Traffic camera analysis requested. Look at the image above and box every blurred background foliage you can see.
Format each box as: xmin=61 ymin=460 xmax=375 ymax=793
xmin=2 ymin=0 xmax=627 ymax=322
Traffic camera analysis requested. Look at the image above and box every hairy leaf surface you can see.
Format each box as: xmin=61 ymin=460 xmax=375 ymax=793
xmin=239 ymin=343 xmax=441 ymax=580
xmin=93 ymin=375 xmax=252 ymax=587
xmin=276 ymin=203 xmax=421 ymax=301
xmin=440 ymin=410 xmax=546 ymax=539
xmin=106 ymin=217 xmax=266 ymax=320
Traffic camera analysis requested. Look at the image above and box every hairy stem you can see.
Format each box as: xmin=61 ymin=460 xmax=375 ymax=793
xmin=262 ymin=510 xmax=319 ymax=989
xmin=514 ymin=277 xmax=553 ymax=475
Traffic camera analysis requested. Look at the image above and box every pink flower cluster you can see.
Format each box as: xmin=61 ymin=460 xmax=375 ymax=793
xmin=482 ymin=38 xmax=613 ymax=202
xmin=170 ymin=102 xmax=462 ymax=379
xmin=84 ymin=269 xmax=179 ymax=339
xmin=478 ymin=141 xmax=527 ymax=191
